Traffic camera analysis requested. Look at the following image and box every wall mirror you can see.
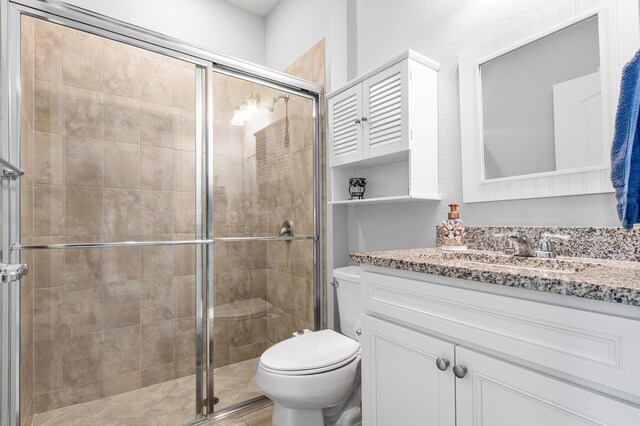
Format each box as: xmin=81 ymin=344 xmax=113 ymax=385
xmin=459 ymin=0 xmax=639 ymax=202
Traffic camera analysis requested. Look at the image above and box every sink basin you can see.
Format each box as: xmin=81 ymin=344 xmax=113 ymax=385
xmin=429 ymin=250 xmax=591 ymax=274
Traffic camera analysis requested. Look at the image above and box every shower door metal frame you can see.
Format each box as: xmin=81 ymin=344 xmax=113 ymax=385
xmin=0 ymin=1 xmax=324 ymax=425
xmin=1 ymin=2 xmax=24 ymax=424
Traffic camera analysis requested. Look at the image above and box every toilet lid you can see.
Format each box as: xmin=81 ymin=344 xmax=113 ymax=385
xmin=260 ymin=329 xmax=360 ymax=373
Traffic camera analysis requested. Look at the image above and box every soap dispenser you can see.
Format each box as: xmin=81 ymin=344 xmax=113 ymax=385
xmin=440 ymin=203 xmax=467 ymax=251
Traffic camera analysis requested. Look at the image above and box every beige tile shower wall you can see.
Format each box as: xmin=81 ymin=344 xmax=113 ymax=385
xmin=257 ymin=102 xmax=316 ymax=345
xmin=20 ymin=15 xmax=36 ymax=426
xmin=211 ymin=73 xmax=269 ymax=367
xmin=210 ymin=54 xmax=321 ymax=362
xmin=265 ymin=39 xmax=326 ymax=346
xmin=286 ymin=39 xmax=327 ymax=330
xmin=23 ymin=17 xmax=197 ymax=413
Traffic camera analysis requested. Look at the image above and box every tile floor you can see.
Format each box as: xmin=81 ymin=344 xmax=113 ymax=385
xmin=32 ymin=358 xmax=268 ymax=426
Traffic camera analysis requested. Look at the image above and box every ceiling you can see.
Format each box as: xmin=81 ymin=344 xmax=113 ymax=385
xmin=221 ymin=0 xmax=281 ymax=17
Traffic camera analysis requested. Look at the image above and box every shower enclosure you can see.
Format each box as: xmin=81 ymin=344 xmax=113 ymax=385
xmin=0 ymin=1 xmax=323 ymax=425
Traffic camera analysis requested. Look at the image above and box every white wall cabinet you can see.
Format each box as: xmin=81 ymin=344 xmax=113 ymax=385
xmin=327 ymin=50 xmax=440 ymax=204
xmin=360 ymin=267 xmax=640 ymax=425
xmin=328 ymin=61 xmax=409 ymax=166
xmin=363 ymin=62 xmax=408 ymax=160
xmin=328 ymin=84 xmax=364 ymax=166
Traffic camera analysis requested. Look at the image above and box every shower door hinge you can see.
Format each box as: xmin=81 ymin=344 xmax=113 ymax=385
xmin=0 ymin=263 xmax=28 ymax=283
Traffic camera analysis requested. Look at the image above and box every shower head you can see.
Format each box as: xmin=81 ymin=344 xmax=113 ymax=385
xmin=265 ymin=94 xmax=289 ymax=112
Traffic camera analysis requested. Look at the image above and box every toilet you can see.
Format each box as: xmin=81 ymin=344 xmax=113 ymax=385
xmin=254 ymin=266 xmax=362 ymax=426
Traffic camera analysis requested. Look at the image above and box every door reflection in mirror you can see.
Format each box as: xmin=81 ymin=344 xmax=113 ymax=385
xmin=480 ymin=16 xmax=602 ymax=180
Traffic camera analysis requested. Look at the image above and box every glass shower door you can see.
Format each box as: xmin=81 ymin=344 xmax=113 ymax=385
xmin=209 ymin=71 xmax=317 ymax=412
xmin=14 ymin=13 xmax=206 ymax=425
xmin=4 ymin=4 xmax=322 ymax=424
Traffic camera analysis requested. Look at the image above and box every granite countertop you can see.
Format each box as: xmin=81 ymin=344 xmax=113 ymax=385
xmin=349 ymin=248 xmax=640 ymax=306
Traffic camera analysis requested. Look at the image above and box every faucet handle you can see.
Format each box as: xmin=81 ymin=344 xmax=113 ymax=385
xmin=514 ymin=231 xmax=530 ymax=241
xmin=492 ymin=233 xmax=515 ymax=255
xmin=494 ymin=232 xmax=529 ymax=240
xmin=536 ymin=234 xmax=569 ymax=258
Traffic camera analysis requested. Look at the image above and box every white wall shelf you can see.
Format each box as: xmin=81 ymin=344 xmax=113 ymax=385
xmin=329 ymin=194 xmax=440 ymax=205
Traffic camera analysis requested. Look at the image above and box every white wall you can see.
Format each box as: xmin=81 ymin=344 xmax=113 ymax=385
xmin=348 ymin=0 xmax=621 ymax=252
xmin=62 ymin=0 xmax=266 ymax=64
xmin=264 ymin=0 xmax=329 ymax=71
xmin=264 ymin=0 xmax=353 ymax=92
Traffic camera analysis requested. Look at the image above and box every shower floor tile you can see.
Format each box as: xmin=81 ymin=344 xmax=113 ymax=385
xmin=32 ymin=358 xmax=265 ymax=426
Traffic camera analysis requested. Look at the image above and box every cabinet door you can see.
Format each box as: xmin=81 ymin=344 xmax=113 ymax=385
xmin=361 ymin=314 xmax=455 ymax=426
xmin=328 ymin=84 xmax=363 ymax=166
xmin=456 ymin=347 xmax=640 ymax=426
xmin=363 ymin=61 xmax=409 ymax=159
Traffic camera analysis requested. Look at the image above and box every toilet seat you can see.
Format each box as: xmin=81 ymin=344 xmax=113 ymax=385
xmin=259 ymin=351 xmax=359 ymax=376
xmin=259 ymin=329 xmax=360 ymax=376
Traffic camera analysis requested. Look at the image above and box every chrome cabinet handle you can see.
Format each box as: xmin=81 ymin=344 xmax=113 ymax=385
xmin=354 ymin=118 xmax=361 ymax=124
xmin=453 ymin=365 xmax=468 ymax=379
xmin=355 ymin=329 xmax=362 ymax=336
xmin=435 ymin=358 xmax=450 ymax=371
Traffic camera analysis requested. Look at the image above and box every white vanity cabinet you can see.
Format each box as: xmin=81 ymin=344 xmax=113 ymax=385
xmin=361 ymin=314 xmax=455 ymax=426
xmin=360 ymin=268 xmax=640 ymax=425
xmin=327 ymin=50 xmax=440 ymax=204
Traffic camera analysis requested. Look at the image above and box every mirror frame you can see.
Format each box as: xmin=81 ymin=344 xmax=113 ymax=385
xmin=459 ymin=0 xmax=639 ymax=203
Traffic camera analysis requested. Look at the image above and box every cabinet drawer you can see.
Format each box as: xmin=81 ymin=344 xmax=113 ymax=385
xmin=362 ymin=271 xmax=640 ymax=401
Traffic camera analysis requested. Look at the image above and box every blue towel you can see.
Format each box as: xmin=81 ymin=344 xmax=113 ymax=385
xmin=611 ymin=50 xmax=640 ymax=229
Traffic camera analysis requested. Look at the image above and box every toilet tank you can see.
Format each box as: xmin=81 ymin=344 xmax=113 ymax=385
xmin=333 ymin=266 xmax=362 ymax=341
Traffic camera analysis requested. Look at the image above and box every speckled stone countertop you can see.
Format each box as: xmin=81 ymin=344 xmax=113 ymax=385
xmin=349 ymin=248 xmax=640 ymax=306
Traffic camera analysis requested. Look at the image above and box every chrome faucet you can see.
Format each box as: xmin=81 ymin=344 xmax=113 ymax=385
xmin=494 ymin=232 xmax=534 ymax=257
xmin=507 ymin=232 xmax=535 ymax=257
xmin=494 ymin=232 xmax=570 ymax=258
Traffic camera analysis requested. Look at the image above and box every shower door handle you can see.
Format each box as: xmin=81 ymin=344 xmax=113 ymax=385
xmin=0 ymin=157 xmax=24 ymax=180
xmin=0 ymin=263 xmax=28 ymax=283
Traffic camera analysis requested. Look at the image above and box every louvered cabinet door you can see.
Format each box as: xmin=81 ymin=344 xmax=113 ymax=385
xmin=363 ymin=61 xmax=409 ymax=159
xmin=328 ymin=84 xmax=363 ymax=166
